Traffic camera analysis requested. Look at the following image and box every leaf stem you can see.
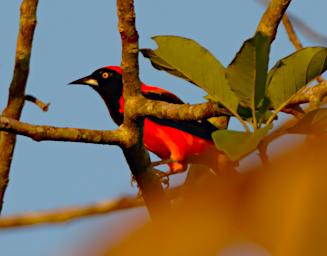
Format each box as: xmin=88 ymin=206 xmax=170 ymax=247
xmin=234 ymin=112 xmax=251 ymax=132
xmin=266 ymin=102 xmax=287 ymax=125
xmin=267 ymin=87 xmax=308 ymax=125
xmin=252 ymin=108 xmax=258 ymax=130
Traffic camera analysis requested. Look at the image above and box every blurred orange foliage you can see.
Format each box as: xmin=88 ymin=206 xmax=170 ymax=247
xmin=82 ymin=134 xmax=327 ymax=256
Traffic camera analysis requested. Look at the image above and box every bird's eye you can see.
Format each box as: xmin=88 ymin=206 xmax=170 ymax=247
xmin=102 ymin=72 xmax=109 ymax=79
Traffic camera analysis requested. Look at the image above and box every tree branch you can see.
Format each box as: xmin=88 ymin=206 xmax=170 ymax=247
xmin=257 ymin=0 xmax=327 ymax=45
xmin=282 ymin=13 xmax=303 ymax=50
xmin=256 ymin=0 xmax=292 ymax=42
xmin=2 ymin=79 xmax=326 ymax=147
xmin=0 ymin=116 xmax=129 ymax=146
xmin=0 ymin=185 xmax=184 ymax=229
xmin=0 ymin=196 xmax=143 ymax=229
xmin=0 ymin=0 xmax=39 ymax=213
xmin=288 ymin=81 xmax=327 ymax=107
xmin=127 ymin=96 xmax=230 ymax=121
xmin=1 ymin=79 xmax=326 ymax=144
xmin=117 ymin=0 xmax=170 ymax=218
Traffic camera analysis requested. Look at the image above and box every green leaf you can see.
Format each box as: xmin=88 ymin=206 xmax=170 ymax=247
xmin=212 ymin=124 xmax=273 ymax=161
xmin=268 ymin=47 xmax=327 ymax=109
xmin=141 ymin=49 xmax=195 ymax=85
xmin=287 ymin=108 xmax=327 ymax=134
xmin=141 ymin=36 xmax=239 ymax=114
xmin=226 ymin=32 xmax=270 ymax=110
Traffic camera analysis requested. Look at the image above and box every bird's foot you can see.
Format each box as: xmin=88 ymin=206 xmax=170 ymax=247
xmin=130 ymin=159 xmax=181 ymax=190
xmin=152 ymin=168 xmax=172 ymax=188
xmin=130 ymin=169 xmax=171 ymax=193
xmin=149 ymin=159 xmax=179 ymax=188
xmin=130 ymin=175 xmax=137 ymax=187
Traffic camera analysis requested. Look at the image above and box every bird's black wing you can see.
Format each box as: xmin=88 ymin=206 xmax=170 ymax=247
xmin=148 ymin=117 xmax=217 ymax=140
xmin=142 ymin=90 xmax=218 ymax=140
xmin=142 ymin=90 xmax=184 ymax=104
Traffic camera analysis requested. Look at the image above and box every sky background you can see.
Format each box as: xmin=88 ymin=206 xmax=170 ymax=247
xmin=0 ymin=1 xmax=326 ymax=255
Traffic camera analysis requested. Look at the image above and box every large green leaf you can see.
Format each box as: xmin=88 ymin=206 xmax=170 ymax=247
xmin=212 ymin=124 xmax=272 ymax=161
xmin=141 ymin=36 xmax=239 ymax=114
xmin=226 ymin=32 xmax=270 ymax=110
xmin=268 ymin=47 xmax=327 ymax=109
xmin=287 ymin=108 xmax=327 ymax=134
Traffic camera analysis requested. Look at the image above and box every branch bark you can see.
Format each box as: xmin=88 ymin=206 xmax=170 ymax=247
xmin=288 ymin=81 xmax=327 ymax=107
xmin=0 ymin=185 xmax=183 ymax=229
xmin=0 ymin=0 xmax=39 ymax=213
xmin=0 ymin=116 xmax=129 ymax=146
xmin=256 ymin=0 xmax=292 ymax=42
xmin=127 ymin=96 xmax=230 ymax=121
xmin=25 ymin=95 xmax=50 ymax=112
xmin=0 ymin=196 xmax=143 ymax=229
xmin=117 ymin=0 xmax=170 ymax=218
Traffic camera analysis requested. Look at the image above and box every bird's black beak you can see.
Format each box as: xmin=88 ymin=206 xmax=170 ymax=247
xmin=69 ymin=75 xmax=99 ymax=87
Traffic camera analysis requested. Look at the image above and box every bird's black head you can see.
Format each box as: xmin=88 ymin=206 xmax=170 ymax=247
xmin=69 ymin=66 xmax=125 ymax=125
xmin=69 ymin=66 xmax=123 ymax=89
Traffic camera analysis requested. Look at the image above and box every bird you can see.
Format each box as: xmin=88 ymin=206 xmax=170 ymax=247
xmin=69 ymin=66 xmax=228 ymax=175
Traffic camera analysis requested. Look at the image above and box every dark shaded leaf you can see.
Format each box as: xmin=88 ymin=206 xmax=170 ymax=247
xmin=226 ymin=32 xmax=270 ymax=110
xmin=212 ymin=125 xmax=272 ymax=161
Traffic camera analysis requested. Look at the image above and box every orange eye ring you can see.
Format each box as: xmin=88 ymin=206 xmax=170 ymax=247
xmin=102 ymin=72 xmax=109 ymax=79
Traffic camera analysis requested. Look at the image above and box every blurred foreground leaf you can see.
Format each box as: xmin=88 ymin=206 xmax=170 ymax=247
xmin=88 ymin=134 xmax=327 ymax=256
xmin=287 ymin=108 xmax=327 ymax=134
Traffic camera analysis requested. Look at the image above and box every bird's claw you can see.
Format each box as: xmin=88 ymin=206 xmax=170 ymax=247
xmin=130 ymin=159 xmax=178 ymax=190
xmin=130 ymin=167 xmax=171 ymax=194
xmin=153 ymin=169 xmax=171 ymax=188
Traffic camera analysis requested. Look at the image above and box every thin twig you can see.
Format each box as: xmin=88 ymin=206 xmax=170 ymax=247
xmin=289 ymin=13 xmax=327 ymax=45
xmin=0 ymin=186 xmax=184 ymax=229
xmin=25 ymin=95 xmax=50 ymax=112
xmin=0 ymin=197 xmax=143 ymax=229
xmin=282 ymin=105 xmax=305 ymax=119
xmin=282 ymin=13 xmax=303 ymax=50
